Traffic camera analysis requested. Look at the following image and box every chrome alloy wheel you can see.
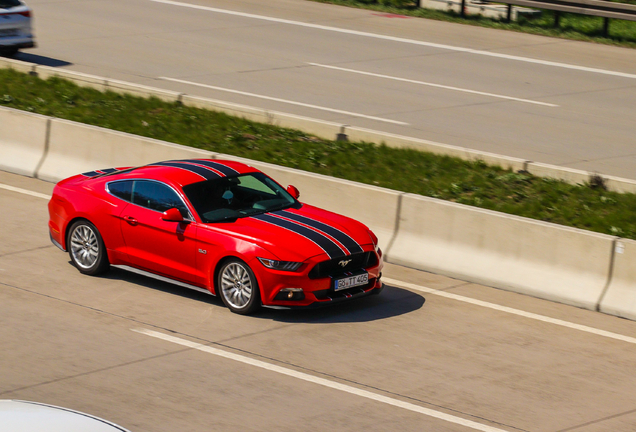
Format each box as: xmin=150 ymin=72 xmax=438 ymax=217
xmin=70 ymin=224 xmax=100 ymax=269
xmin=220 ymin=262 xmax=254 ymax=309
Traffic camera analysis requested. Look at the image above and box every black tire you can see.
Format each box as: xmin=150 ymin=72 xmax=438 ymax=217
xmin=0 ymin=48 xmax=19 ymax=57
xmin=67 ymin=220 xmax=110 ymax=276
xmin=217 ymin=259 xmax=261 ymax=315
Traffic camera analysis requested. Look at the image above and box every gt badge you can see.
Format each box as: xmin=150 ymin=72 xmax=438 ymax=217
xmin=338 ymin=259 xmax=352 ymax=267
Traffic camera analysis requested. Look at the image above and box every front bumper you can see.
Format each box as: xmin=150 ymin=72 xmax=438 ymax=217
xmin=254 ymin=249 xmax=384 ymax=308
xmin=0 ymin=39 xmax=35 ymax=50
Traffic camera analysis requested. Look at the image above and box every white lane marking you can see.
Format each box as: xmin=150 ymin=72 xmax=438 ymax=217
xmin=150 ymin=0 xmax=636 ymax=80
xmin=383 ymin=277 xmax=636 ymax=345
xmin=159 ymin=77 xmax=408 ymax=125
xmin=0 ymin=183 xmax=51 ymax=200
xmin=309 ymin=63 xmax=558 ymax=107
xmin=133 ymin=328 xmax=509 ymax=432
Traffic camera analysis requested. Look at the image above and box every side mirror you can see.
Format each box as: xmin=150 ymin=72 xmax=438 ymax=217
xmin=287 ymin=185 xmax=300 ymax=200
xmin=162 ymin=208 xmax=186 ymax=223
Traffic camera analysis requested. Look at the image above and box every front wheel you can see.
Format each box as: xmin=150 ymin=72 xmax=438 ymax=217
xmin=68 ymin=220 xmax=109 ymax=275
xmin=217 ymin=259 xmax=261 ymax=315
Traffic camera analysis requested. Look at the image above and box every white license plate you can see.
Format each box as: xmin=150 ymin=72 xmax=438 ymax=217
xmin=334 ymin=273 xmax=368 ymax=291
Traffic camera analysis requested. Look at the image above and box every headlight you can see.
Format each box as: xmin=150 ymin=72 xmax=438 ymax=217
xmin=258 ymin=258 xmax=303 ymax=272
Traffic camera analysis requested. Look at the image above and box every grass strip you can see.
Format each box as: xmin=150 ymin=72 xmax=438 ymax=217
xmin=309 ymin=0 xmax=636 ymax=48
xmin=2 ymin=68 xmax=636 ymax=239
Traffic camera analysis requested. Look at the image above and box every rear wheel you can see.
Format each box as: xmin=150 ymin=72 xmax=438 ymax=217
xmin=68 ymin=220 xmax=109 ymax=275
xmin=217 ymin=259 xmax=261 ymax=315
xmin=0 ymin=48 xmax=19 ymax=57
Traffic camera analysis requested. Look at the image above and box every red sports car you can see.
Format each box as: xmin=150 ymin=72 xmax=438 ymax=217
xmin=48 ymin=159 xmax=384 ymax=314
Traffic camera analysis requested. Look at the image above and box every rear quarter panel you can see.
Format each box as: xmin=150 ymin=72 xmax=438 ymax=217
xmin=49 ymin=177 xmax=128 ymax=261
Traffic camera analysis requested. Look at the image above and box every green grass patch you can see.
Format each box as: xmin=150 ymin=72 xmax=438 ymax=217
xmin=2 ymin=68 xmax=636 ymax=239
xmin=310 ymin=0 xmax=636 ymax=48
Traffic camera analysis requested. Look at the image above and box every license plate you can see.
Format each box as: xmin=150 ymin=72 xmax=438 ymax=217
xmin=0 ymin=29 xmax=18 ymax=37
xmin=334 ymin=273 xmax=368 ymax=291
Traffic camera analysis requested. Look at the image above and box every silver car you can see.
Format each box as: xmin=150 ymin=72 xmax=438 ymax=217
xmin=0 ymin=0 xmax=35 ymax=56
xmin=0 ymin=400 xmax=131 ymax=432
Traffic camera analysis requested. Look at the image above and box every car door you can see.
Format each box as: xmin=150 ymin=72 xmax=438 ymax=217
xmin=119 ymin=180 xmax=204 ymax=286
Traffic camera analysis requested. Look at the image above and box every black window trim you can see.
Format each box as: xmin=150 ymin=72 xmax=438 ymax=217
xmin=105 ymin=179 xmax=195 ymax=221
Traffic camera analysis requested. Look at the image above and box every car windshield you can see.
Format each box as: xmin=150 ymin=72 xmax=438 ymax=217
xmin=0 ymin=0 xmax=22 ymax=8
xmin=182 ymin=172 xmax=298 ymax=223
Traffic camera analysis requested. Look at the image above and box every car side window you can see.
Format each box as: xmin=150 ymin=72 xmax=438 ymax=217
xmin=132 ymin=180 xmax=190 ymax=218
xmin=107 ymin=180 xmax=133 ymax=202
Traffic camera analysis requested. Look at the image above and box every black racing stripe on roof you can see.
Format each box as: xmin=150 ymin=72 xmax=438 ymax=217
xmin=179 ymin=159 xmax=240 ymax=176
xmin=98 ymin=168 xmax=118 ymax=174
xmin=274 ymin=210 xmax=363 ymax=254
xmin=81 ymin=171 xmax=100 ymax=177
xmin=150 ymin=161 xmax=221 ymax=180
xmin=252 ymin=213 xmax=346 ymax=259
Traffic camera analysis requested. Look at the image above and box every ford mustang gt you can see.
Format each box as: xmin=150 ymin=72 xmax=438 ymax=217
xmin=48 ymin=159 xmax=383 ymax=314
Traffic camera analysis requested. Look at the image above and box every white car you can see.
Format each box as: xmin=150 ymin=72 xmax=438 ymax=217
xmin=0 ymin=0 xmax=35 ymax=56
xmin=0 ymin=400 xmax=131 ymax=432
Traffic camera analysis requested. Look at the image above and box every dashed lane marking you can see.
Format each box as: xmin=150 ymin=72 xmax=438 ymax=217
xmin=133 ymin=328 xmax=512 ymax=432
xmin=0 ymin=183 xmax=51 ymax=200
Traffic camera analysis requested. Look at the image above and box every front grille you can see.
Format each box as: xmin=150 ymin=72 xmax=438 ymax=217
xmin=308 ymin=251 xmax=378 ymax=279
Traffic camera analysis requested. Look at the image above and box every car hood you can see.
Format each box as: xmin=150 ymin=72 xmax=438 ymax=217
xmin=199 ymin=204 xmax=375 ymax=262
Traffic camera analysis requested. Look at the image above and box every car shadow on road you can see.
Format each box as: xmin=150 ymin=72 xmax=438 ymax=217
xmin=254 ymin=284 xmax=425 ymax=324
xmin=100 ymin=267 xmax=424 ymax=323
xmin=11 ymin=52 xmax=72 ymax=67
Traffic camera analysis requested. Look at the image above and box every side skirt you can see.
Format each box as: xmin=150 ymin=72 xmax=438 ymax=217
xmin=112 ymin=265 xmax=215 ymax=296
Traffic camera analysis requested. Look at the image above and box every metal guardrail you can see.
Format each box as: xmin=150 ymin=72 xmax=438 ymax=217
xmin=456 ymin=0 xmax=636 ymax=35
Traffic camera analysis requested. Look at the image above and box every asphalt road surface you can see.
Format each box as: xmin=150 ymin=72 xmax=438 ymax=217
xmin=2 ymin=170 xmax=636 ymax=431
xmin=13 ymin=0 xmax=636 ymax=179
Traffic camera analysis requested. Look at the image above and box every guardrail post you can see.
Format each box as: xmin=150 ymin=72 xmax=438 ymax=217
xmin=506 ymin=4 xmax=512 ymax=22
xmin=461 ymin=0 xmax=466 ymax=18
xmin=554 ymin=11 xmax=561 ymax=28
xmin=603 ymin=17 xmax=610 ymax=37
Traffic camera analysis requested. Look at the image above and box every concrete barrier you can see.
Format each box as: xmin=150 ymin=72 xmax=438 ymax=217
xmin=36 ymin=119 xmax=213 ymax=182
xmin=0 ymin=56 xmax=35 ymax=74
xmin=0 ymin=106 xmax=48 ymax=177
xmin=35 ymin=66 xmax=108 ymax=92
xmin=105 ymin=79 xmax=182 ymax=102
xmin=389 ymin=193 xmax=615 ymax=309
xmin=602 ymin=175 xmax=636 ymax=195
xmin=598 ymin=239 xmax=636 ymax=320
xmin=527 ymin=162 xmax=636 ymax=195
xmin=346 ymin=126 xmax=527 ymax=172
xmin=216 ymin=153 xmax=401 ymax=248
xmin=526 ymin=162 xmax=591 ymax=186
xmin=182 ymin=95 xmax=345 ymax=142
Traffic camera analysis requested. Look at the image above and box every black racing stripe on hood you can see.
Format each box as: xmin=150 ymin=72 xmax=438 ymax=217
xmin=252 ymin=213 xmax=347 ymax=259
xmin=179 ymin=159 xmax=239 ymax=176
xmin=81 ymin=171 xmax=100 ymax=177
xmin=150 ymin=161 xmax=221 ymax=180
xmin=274 ymin=210 xmax=363 ymax=254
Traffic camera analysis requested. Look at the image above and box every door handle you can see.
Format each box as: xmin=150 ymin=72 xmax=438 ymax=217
xmin=123 ymin=216 xmax=138 ymax=226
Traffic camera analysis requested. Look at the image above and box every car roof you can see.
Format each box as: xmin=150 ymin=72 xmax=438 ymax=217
xmin=0 ymin=400 xmax=131 ymax=432
xmin=86 ymin=159 xmax=260 ymax=187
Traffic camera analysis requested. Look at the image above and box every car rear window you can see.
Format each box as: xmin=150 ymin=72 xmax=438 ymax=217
xmin=0 ymin=1 xmax=22 ymax=8
xmin=107 ymin=180 xmax=133 ymax=202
